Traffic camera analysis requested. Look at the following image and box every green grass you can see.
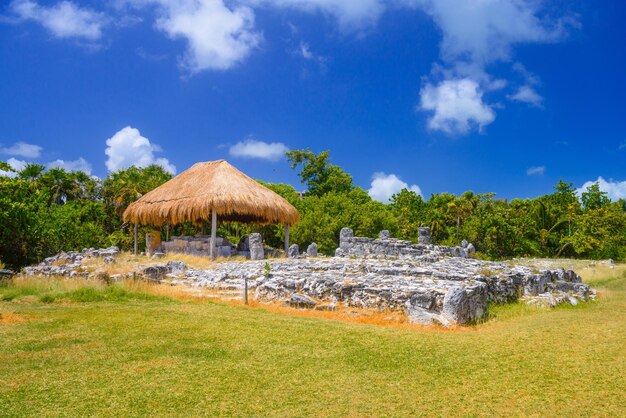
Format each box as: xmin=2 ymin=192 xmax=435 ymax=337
xmin=0 ymin=271 xmax=625 ymax=417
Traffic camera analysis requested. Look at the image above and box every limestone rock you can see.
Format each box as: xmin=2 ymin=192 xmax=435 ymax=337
xmin=442 ymin=287 xmax=469 ymax=323
xmin=306 ymin=243 xmax=318 ymax=257
xmin=340 ymin=227 xmax=354 ymax=240
xmin=238 ymin=235 xmax=250 ymax=251
xmin=141 ymin=265 xmax=169 ymax=281
xmin=315 ymin=303 xmax=336 ymax=311
xmin=418 ymin=226 xmax=431 ymax=244
xmin=0 ymin=269 xmax=14 ymax=283
xmin=287 ymin=294 xmax=317 ymax=309
xmin=91 ymin=269 xmax=111 ymax=285
xmin=249 ymin=233 xmax=264 ymax=260
xmin=167 ymin=261 xmax=187 ymax=274
xmin=379 ymin=230 xmax=391 ymax=240
xmin=288 ymin=244 xmax=299 ymax=259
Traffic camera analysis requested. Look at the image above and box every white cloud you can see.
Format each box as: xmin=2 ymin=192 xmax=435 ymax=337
xmin=618 ymin=140 xmax=626 ymax=151
xmin=509 ymin=85 xmax=543 ymax=108
xmin=0 ymin=157 xmax=28 ymax=177
xmin=298 ymin=41 xmax=325 ymax=62
xmin=368 ymin=172 xmax=421 ymax=203
xmin=577 ymin=177 xmax=626 ymax=201
xmin=249 ymin=0 xmax=385 ymax=30
xmin=9 ymin=0 xmax=108 ymax=40
xmin=299 ymin=41 xmax=313 ymax=59
xmin=47 ymin=157 xmax=92 ymax=175
xmin=407 ymin=0 xmax=570 ymax=66
xmin=526 ymin=166 xmax=545 ymax=176
xmin=294 ymin=41 xmax=328 ymax=74
xmin=105 ymin=126 xmax=176 ymax=174
xmin=409 ymin=0 xmax=574 ymax=133
xmin=126 ymin=0 xmax=260 ymax=73
xmin=509 ymin=62 xmax=543 ymax=107
xmin=0 ymin=141 xmax=42 ymax=158
xmin=420 ymin=78 xmax=495 ymax=134
xmin=229 ymin=139 xmax=289 ymax=161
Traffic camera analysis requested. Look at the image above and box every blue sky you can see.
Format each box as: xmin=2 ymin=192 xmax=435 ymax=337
xmin=1 ymin=0 xmax=625 ymax=202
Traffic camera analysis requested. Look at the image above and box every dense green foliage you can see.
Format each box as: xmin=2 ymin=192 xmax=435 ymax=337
xmin=1 ymin=150 xmax=625 ymax=269
xmin=0 ymin=164 xmax=173 ymax=269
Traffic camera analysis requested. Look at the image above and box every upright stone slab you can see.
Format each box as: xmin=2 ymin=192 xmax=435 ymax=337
xmin=339 ymin=228 xmax=354 ymax=248
xmin=249 ymin=233 xmax=264 ymax=260
xmin=418 ymin=226 xmax=431 ymax=244
xmin=379 ymin=230 xmax=391 ymax=240
xmin=288 ymin=244 xmax=299 ymax=259
xmin=307 ymin=242 xmax=318 ymax=257
xmin=145 ymin=231 xmax=161 ymax=256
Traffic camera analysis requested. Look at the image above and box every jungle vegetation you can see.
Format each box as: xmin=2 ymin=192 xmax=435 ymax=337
xmin=1 ymin=150 xmax=624 ymax=269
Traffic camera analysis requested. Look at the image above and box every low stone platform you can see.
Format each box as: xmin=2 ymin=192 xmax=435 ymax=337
xmin=21 ymin=244 xmax=596 ymax=327
xmin=180 ymin=256 xmax=594 ymax=326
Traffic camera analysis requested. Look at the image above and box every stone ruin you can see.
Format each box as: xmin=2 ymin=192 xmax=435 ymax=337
xmin=335 ymin=227 xmax=475 ymax=259
xmin=162 ymin=235 xmax=233 ymax=257
xmin=158 ymin=232 xmax=266 ymax=260
xmin=21 ymin=228 xmax=597 ymax=328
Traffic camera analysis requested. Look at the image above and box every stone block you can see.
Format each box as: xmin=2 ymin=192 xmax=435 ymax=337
xmin=288 ymin=244 xmax=299 ymax=259
xmin=249 ymin=233 xmax=264 ymax=260
xmin=418 ymin=226 xmax=431 ymax=244
xmin=217 ymin=245 xmax=232 ymax=258
xmin=307 ymin=243 xmax=318 ymax=257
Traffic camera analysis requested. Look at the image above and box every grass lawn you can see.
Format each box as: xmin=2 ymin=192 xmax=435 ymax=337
xmin=1 ymin=266 xmax=625 ymax=416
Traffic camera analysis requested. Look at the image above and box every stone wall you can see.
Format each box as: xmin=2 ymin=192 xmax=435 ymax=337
xmin=162 ymin=235 xmax=233 ymax=257
xmin=335 ymin=227 xmax=473 ymax=260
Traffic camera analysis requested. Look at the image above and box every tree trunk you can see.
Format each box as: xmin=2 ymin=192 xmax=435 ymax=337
xmin=210 ymin=211 xmax=217 ymax=260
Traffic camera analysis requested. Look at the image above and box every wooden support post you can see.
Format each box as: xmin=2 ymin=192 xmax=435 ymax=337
xmin=133 ymin=224 xmax=138 ymax=256
xmin=284 ymin=224 xmax=290 ymax=253
xmin=165 ymin=224 xmax=169 ymax=241
xmin=210 ymin=211 xmax=217 ymax=260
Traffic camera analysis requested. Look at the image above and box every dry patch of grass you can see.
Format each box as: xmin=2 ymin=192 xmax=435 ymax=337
xmin=577 ymin=263 xmax=626 ymax=283
xmin=220 ymin=298 xmax=464 ymax=331
xmin=81 ymin=251 xmax=251 ymax=275
xmin=0 ymin=310 xmax=25 ymax=324
xmin=2 ymin=275 xmax=451 ymax=330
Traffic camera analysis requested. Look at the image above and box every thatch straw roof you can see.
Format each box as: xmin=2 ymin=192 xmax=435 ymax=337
xmin=123 ymin=160 xmax=300 ymax=227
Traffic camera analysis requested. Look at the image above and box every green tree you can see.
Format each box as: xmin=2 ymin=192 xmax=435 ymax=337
xmin=389 ymin=189 xmax=426 ymax=241
xmin=286 ymin=149 xmax=353 ymax=196
xmin=581 ymin=182 xmax=610 ymax=211
xmin=17 ymin=163 xmax=46 ymax=181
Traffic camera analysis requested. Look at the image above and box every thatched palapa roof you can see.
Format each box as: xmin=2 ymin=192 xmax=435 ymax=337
xmin=123 ymin=160 xmax=300 ymax=227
